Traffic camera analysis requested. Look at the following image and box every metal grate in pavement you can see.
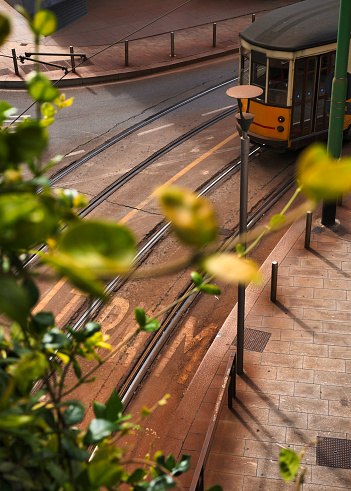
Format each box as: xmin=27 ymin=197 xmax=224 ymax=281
xmin=317 ymin=436 xmax=351 ymax=469
xmin=233 ymin=328 xmax=271 ymax=352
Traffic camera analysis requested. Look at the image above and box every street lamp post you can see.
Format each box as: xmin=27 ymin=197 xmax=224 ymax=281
xmin=227 ymin=85 xmax=263 ymax=375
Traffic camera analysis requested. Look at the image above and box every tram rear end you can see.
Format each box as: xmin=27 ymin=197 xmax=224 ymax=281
xmin=237 ymin=0 xmax=351 ymax=149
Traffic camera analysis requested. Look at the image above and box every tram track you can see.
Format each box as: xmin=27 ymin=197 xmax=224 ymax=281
xmin=48 ymin=77 xmax=238 ymax=186
xmin=60 ymin=145 xmax=297 ymax=412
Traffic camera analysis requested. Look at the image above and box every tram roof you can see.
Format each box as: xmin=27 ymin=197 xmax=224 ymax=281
xmin=239 ymin=0 xmax=340 ymax=52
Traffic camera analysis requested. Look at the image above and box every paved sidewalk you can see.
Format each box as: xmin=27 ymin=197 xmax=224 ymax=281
xmin=163 ymin=192 xmax=351 ymax=490
xmin=0 ymin=0 xmax=296 ymax=87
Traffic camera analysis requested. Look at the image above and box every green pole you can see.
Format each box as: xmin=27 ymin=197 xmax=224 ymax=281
xmin=322 ymin=0 xmax=351 ymax=226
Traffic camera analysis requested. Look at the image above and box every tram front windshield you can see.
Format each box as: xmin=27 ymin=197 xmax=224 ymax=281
xmin=240 ymin=48 xmax=289 ymax=106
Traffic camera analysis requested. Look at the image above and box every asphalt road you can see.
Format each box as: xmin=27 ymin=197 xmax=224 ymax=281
xmin=4 ymin=55 xmax=239 ymax=163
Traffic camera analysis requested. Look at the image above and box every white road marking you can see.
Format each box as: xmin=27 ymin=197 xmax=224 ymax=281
xmin=137 ymin=123 xmax=174 ymax=136
xmin=201 ymin=105 xmax=235 ymax=116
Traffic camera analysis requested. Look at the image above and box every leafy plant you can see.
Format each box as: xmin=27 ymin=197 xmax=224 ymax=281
xmin=1 ymin=6 xmax=351 ymax=491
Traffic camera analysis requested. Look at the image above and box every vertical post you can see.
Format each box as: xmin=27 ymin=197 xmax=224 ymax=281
xmin=212 ymin=23 xmax=217 ymax=48
xmin=12 ymin=48 xmax=19 ymax=76
xmin=305 ymin=211 xmax=313 ymax=249
xmin=125 ymin=40 xmax=129 ymax=67
xmin=270 ymin=261 xmax=278 ymax=302
xmin=171 ymin=31 xmax=175 ymax=57
xmin=70 ymin=46 xmax=75 ymax=73
xmin=252 ymin=13 xmax=256 ymax=23
xmin=322 ymin=0 xmax=351 ymax=226
xmin=236 ymin=131 xmax=250 ymax=375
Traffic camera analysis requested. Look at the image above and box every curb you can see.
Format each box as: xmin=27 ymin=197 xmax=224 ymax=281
xmin=162 ymin=207 xmax=314 ymax=453
xmin=0 ymin=47 xmax=238 ymax=89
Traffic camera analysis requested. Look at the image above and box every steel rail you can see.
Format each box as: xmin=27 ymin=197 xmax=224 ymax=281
xmin=25 ymin=103 xmax=238 ymax=268
xmin=49 ymin=77 xmax=238 ymax=185
xmin=68 ymin=146 xmax=262 ymax=334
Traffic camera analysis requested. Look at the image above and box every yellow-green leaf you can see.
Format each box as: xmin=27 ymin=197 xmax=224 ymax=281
xmin=0 ymin=14 xmax=11 ymax=45
xmin=32 ymin=10 xmax=57 ymax=37
xmin=203 ymin=253 xmax=261 ymax=285
xmin=158 ymin=186 xmax=217 ymax=247
xmin=297 ymin=143 xmax=351 ymax=201
xmin=57 ymin=221 xmax=136 ymax=276
xmin=270 ymin=213 xmax=286 ymax=230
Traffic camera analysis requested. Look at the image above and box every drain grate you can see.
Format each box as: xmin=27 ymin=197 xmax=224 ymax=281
xmin=317 ymin=436 xmax=351 ymax=469
xmin=233 ymin=328 xmax=271 ymax=352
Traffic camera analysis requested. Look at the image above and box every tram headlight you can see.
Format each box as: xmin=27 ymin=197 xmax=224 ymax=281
xmin=277 ymin=126 xmax=284 ymax=133
xmin=278 ymin=116 xmax=285 ymax=123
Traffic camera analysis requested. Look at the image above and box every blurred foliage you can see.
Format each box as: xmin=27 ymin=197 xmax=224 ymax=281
xmin=1 ymin=6 xmax=351 ymax=491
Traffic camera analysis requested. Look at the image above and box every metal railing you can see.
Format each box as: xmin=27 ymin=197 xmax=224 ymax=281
xmin=189 ymin=352 xmax=236 ymax=491
xmin=11 ymin=46 xmax=86 ymax=76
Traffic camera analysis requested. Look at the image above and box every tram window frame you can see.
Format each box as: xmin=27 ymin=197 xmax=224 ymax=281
xmin=240 ymin=47 xmax=250 ymax=85
xmin=267 ymin=58 xmax=289 ymax=106
xmin=251 ymin=50 xmax=266 ymax=101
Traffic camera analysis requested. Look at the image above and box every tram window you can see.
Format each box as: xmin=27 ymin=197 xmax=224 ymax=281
xmin=240 ymin=48 xmax=250 ymax=85
xmin=267 ymin=59 xmax=289 ymax=105
xmin=251 ymin=50 xmax=266 ymax=100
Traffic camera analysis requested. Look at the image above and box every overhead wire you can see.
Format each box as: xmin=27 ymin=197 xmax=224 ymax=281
xmin=5 ymin=0 xmax=192 ymax=127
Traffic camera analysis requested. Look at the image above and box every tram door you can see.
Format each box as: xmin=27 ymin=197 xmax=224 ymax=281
xmin=291 ymin=52 xmax=335 ymax=140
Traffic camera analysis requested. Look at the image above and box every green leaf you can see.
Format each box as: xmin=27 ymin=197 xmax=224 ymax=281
xmin=0 ymin=414 xmax=33 ymax=429
xmin=105 ymin=389 xmax=123 ymax=422
xmin=148 ymin=474 xmax=176 ymax=490
xmin=0 ymin=101 xmax=13 ymax=126
xmin=7 ymin=120 xmax=48 ymax=164
xmin=198 ymin=284 xmax=221 ymax=295
xmin=205 ymin=486 xmax=223 ymax=491
xmin=142 ymin=318 xmax=160 ymax=332
xmin=93 ymin=402 xmax=106 ymax=419
xmin=57 ymin=221 xmax=136 ymax=276
xmin=41 ymin=102 xmax=56 ymax=118
xmin=42 ymin=327 xmax=71 ymax=349
xmin=26 ymin=72 xmax=59 ymax=102
xmin=0 ymin=193 xmax=57 ymax=249
xmin=32 ymin=10 xmax=57 ymax=37
xmin=270 ymin=213 xmax=286 ymax=230
xmin=135 ymin=307 xmax=146 ymax=328
xmin=72 ymin=357 xmax=82 ymax=379
xmin=84 ymin=419 xmax=117 ymax=445
xmin=83 ymin=321 xmax=101 ymax=338
xmin=191 ymin=271 xmax=203 ymax=286
xmin=22 ymin=278 xmax=40 ymax=309
xmin=88 ymin=460 xmax=124 ymax=487
xmin=62 ymin=437 xmax=89 ymax=461
xmin=9 ymin=351 xmax=48 ymax=393
xmin=203 ymin=253 xmax=261 ymax=285
xmin=158 ymin=186 xmax=217 ymax=247
xmin=0 ymin=14 xmax=11 ymax=45
xmin=165 ymin=454 xmax=176 ymax=471
xmin=63 ymin=401 xmax=85 ymax=425
xmin=42 ymin=253 xmax=107 ymax=299
xmin=279 ymin=448 xmax=300 ymax=482
xmin=30 ymin=311 xmax=55 ymax=334
xmin=298 ymin=142 xmax=351 ymax=200
xmin=127 ymin=468 xmax=147 ymax=483
xmin=0 ymin=278 xmax=30 ymax=327
xmin=171 ymin=454 xmax=191 ymax=476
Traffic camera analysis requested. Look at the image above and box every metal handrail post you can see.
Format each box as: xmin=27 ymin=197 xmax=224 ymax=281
xmin=270 ymin=261 xmax=278 ymax=302
xmin=125 ymin=40 xmax=129 ymax=66
xmin=213 ymin=23 xmax=217 ymax=47
xmin=252 ymin=13 xmax=256 ymax=22
xmin=171 ymin=31 xmax=175 ymax=57
xmin=12 ymin=48 xmax=19 ymax=76
xmin=70 ymin=46 xmax=75 ymax=73
xmin=305 ymin=211 xmax=312 ymax=249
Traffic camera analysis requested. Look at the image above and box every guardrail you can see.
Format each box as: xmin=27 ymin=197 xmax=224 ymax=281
xmin=11 ymin=46 xmax=86 ymax=76
xmin=189 ymin=352 xmax=236 ymax=491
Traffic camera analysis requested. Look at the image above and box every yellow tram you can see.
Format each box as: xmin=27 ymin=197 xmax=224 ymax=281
xmin=238 ymin=0 xmax=351 ymax=149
